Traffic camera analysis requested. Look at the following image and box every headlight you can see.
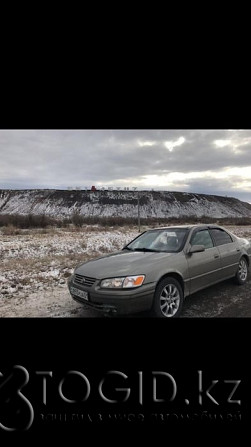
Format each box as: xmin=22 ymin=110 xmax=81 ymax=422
xmin=100 ymin=275 xmax=145 ymax=289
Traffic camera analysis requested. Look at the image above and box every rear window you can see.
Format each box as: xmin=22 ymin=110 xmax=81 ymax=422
xmin=210 ymin=229 xmax=233 ymax=246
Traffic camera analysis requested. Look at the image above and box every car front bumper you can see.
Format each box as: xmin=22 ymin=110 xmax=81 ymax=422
xmin=68 ymin=276 xmax=156 ymax=315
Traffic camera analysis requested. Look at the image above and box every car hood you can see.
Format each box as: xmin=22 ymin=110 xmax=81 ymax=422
xmin=236 ymin=236 xmax=251 ymax=249
xmin=75 ymin=250 xmax=176 ymax=279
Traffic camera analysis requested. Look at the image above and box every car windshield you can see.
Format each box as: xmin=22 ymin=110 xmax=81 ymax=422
xmin=125 ymin=228 xmax=188 ymax=253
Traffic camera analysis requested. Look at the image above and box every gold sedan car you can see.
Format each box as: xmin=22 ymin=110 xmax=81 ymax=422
xmin=68 ymin=225 xmax=251 ymax=318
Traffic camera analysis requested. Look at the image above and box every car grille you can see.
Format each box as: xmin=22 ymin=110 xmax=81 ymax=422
xmin=74 ymin=274 xmax=96 ymax=287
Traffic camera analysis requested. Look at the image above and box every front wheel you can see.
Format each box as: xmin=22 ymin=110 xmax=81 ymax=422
xmin=152 ymin=277 xmax=184 ymax=318
xmin=235 ymin=257 xmax=248 ymax=285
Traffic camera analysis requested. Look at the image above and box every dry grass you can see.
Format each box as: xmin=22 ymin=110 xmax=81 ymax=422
xmin=1 ymin=225 xmax=22 ymax=236
xmin=1 ymin=212 xmax=251 ymax=233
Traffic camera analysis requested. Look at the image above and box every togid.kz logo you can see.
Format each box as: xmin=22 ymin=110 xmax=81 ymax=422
xmin=0 ymin=366 xmax=242 ymax=430
xmin=0 ymin=365 xmax=34 ymax=432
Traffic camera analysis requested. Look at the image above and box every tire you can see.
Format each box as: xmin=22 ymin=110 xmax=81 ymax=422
xmin=235 ymin=257 xmax=248 ymax=285
xmin=152 ymin=277 xmax=184 ymax=318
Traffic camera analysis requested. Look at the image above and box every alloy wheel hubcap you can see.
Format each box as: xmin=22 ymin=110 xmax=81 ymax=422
xmin=160 ymin=284 xmax=180 ymax=317
xmin=238 ymin=259 xmax=248 ymax=281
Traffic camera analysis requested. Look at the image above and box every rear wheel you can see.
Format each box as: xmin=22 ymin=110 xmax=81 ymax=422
xmin=152 ymin=277 xmax=184 ymax=318
xmin=235 ymin=257 xmax=248 ymax=285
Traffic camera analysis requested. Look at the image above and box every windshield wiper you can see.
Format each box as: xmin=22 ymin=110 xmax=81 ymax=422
xmin=132 ymin=248 xmax=159 ymax=252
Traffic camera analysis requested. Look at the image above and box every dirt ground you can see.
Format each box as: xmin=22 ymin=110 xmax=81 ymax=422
xmin=1 ymin=275 xmax=250 ymax=318
xmin=0 ymin=225 xmax=251 ymax=318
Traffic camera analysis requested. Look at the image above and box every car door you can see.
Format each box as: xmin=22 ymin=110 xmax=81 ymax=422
xmin=209 ymin=228 xmax=240 ymax=278
xmin=186 ymin=229 xmax=222 ymax=294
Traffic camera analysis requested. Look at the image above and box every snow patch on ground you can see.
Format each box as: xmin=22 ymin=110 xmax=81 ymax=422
xmin=0 ymin=227 xmax=138 ymax=314
xmin=0 ymin=228 xmax=138 ymax=259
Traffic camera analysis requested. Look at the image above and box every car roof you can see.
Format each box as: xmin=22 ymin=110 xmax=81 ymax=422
xmin=147 ymin=225 xmax=194 ymax=231
xmin=147 ymin=224 xmax=224 ymax=231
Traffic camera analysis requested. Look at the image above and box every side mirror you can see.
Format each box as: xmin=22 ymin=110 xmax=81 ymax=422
xmin=188 ymin=244 xmax=205 ymax=254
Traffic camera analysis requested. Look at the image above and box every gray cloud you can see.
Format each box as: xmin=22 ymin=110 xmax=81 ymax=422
xmin=0 ymin=129 xmax=251 ymax=202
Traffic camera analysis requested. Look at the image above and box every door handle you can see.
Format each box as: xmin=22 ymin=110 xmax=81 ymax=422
xmin=214 ymin=254 xmax=220 ymax=258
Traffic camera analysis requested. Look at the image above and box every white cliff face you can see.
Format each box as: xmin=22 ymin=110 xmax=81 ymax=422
xmin=0 ymin=189 xmax=251 ymax=219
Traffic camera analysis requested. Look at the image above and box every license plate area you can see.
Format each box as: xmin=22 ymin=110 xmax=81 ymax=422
xmin=70 ymin=287 xmax=89 ymax=301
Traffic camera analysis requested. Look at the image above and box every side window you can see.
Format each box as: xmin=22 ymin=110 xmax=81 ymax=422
xmin=210 ymin=229 xmax=233 ymax=246
xmin=190 ymin=230 xmax=214 ymax=249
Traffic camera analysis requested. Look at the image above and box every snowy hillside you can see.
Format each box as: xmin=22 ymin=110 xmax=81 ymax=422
xmin=0 ymin=189 xmax=251 ymax=219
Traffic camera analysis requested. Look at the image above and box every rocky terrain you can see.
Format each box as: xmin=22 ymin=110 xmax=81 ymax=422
xmin=1 ymin=189 xmax=251 ymax=219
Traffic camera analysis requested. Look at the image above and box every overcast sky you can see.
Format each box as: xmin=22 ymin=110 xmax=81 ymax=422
xmin=0 ymin=129 xmax=251 ymax=202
